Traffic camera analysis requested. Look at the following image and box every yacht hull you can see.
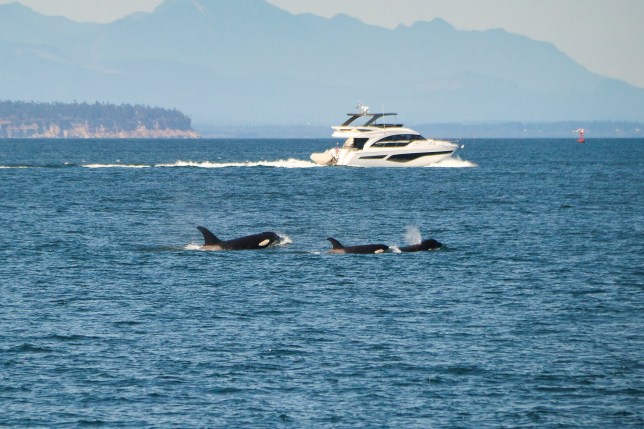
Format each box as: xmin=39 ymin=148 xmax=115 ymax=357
xmin=310 ymin=146 xmax=456 ymax=167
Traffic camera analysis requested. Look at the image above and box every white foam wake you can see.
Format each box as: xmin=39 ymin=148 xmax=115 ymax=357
xmin=156 ymin=159 xmax=320 ymax=169
xmin=427 ymin=156 xmax=477 ymax=168
xmin=277 ymin=234 xmax=293 ymax=245
xmin=79 ymin=158 xmax=319 ymax=169
xmin=184 ymin=243 xmax=204 ymax=251
xmin=73 ymin=157 xmax=474 ymax=169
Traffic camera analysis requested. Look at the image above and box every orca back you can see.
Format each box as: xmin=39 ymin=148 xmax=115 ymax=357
xmin=399 ymin=238 xmax=442 ymax=252
xmin=222 ymin=232 xmax=279 ymax=250
xmin=327 ymin=238 xmax=388 ymax=254
xmin=346 ymin=244 xmax=389 ymax=254
xmin=326 ymin=237 xmax=344 ymax=250
xmin=197 ymin=226 xmax=222 ymax=246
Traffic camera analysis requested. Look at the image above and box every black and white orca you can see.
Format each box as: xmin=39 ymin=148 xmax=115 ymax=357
xmin=398 ymin=238 xmax=443 ymax=252
xmin=326 ymin=237 xmax=389 ymax=254
xmin=197 ymin=226 xmax=280 ymax=250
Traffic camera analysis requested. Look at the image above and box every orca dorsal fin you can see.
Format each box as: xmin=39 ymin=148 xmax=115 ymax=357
xmin=197 ymin=226 xmax=221 ymax=246
xmin=326 ymin=237 xmax=344 ymax=249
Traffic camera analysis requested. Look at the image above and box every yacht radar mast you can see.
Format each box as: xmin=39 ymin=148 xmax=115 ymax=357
xmin=356 ymin=102 xmax=370 ymax=115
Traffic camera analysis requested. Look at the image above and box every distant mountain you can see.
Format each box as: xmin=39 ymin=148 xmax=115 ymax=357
xmin=0 ymin=0 xmax=642 ymax=128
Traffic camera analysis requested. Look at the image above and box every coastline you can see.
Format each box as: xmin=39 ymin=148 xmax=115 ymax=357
xmin=0 ymin=124 xmax=199 ymax=139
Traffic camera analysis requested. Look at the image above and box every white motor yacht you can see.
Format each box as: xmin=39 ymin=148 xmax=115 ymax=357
xmin=311 ymin=104 xmax=457 ymax=167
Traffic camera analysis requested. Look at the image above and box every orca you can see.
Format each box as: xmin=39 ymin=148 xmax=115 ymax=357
xmin=326 ymin=237 xmax=389 ymax=254
xmin=197 ymin=226 xmax=280 ymax=250
xmin=398 ymin=238 xmax=443 ymax=252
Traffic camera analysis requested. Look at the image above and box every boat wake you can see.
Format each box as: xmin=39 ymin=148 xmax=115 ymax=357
xmin=1 ymin=157 xmax=473 ymax=169
xmin=426 ymin=156 xmax=477 ymax=168
xmin=158 ymin=159 xmax=320 ymax=168
xmin=80 ymin=159 xmax=320 ymax=169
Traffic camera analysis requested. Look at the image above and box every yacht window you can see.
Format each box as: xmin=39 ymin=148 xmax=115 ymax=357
xmin=372 ymin=142 xmax=410 ymax=148
xmin=353 ymin=138 xmax=368 ymax=149
xmin=372 ymin=134 xmax=412 ymax=147
xmin=345 ymin=137 xmax=369 ymax=149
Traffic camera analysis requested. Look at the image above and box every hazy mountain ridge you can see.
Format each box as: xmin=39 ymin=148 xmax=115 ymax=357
xmin=0 ymin=0 xmax=642 ymax=128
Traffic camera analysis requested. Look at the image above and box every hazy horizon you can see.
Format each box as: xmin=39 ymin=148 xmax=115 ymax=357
xmin=0 ymin=0 xmax=642 ymax=129
xmin=0 ymin=0 xmax=641 ymax=89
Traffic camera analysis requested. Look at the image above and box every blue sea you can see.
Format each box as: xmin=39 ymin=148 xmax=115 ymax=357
xmin=1 ymin=138 xmax=642 ymax=428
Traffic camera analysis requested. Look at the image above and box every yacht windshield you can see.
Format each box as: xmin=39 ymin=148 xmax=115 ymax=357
xmin=372 ymin=134 xmax=424 ymax=147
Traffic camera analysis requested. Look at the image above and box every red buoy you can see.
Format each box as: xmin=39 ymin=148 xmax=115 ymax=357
xmin=577 ymin=128 xmax=585 ymax=143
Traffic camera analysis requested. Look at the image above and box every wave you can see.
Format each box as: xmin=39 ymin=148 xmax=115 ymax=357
xmin=5 ymin=343 xmax=54 ymax=354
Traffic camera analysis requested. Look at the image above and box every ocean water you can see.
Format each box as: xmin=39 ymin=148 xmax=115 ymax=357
xmin=0 ymin=138 xmax=642 ymax=428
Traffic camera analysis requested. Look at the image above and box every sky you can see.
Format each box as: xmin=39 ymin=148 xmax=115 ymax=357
xmin=0 ymin=0 xmax=642 ymax=89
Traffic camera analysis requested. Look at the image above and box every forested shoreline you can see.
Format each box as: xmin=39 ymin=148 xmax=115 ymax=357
xmin=0 ymin=101 xmax=198 ymax=138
